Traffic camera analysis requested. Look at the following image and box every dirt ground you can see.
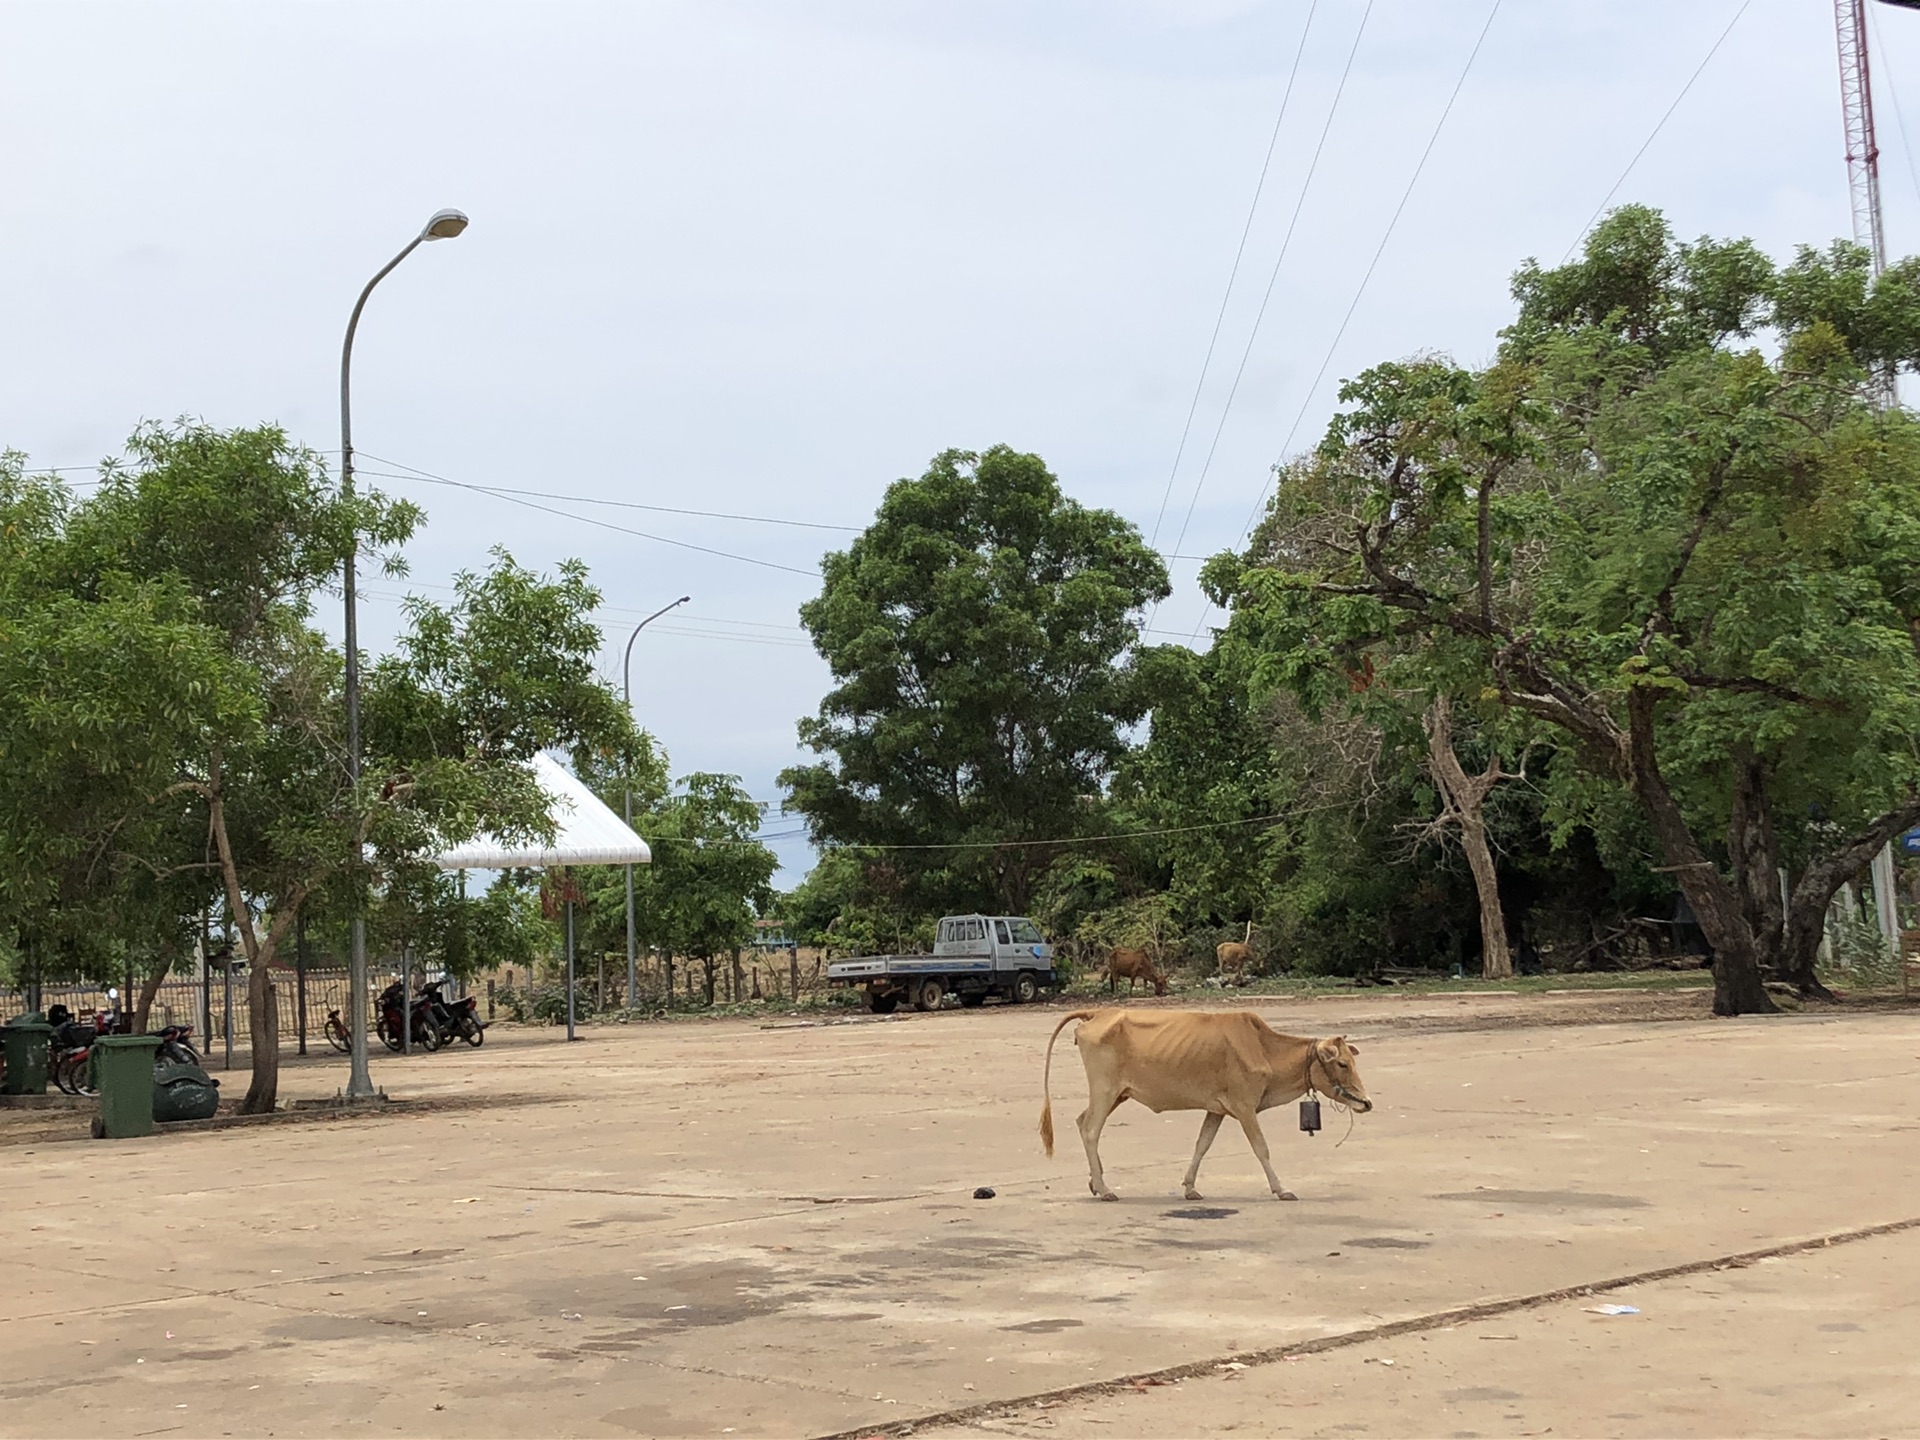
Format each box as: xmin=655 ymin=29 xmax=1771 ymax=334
xmin=3 ymin=988 xmax=1918 ymax=1439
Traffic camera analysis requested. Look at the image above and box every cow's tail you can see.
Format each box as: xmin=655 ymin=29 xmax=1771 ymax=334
xmin=1040 ymin=1010 xmax=1095 ymax=1157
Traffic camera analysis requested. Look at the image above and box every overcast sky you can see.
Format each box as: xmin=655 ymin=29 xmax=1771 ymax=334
xmin=3 ymin=0 xmax=1910 ymax=883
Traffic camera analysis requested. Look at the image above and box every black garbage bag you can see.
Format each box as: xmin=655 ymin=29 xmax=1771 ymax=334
xmin=152 ymin=1059 xmax=220 ymax=1123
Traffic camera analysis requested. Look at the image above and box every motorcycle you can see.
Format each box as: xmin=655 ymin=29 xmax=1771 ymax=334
xmin=419 ymin=982 xmax=485 ymax=1047
xmin=374 ymin=981 xmax=442 ymax=1053
xmin=156 ymin=1022 xmax=199 ymax=1066
xmin=50 ymin=989 xmax=128 ymax=1095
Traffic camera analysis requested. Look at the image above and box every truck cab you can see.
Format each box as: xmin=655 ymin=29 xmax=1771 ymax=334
xmin=934 ymin=914 xmax=1052 ymax=967
xmin=826 ymin=914 xmax=1055 ymax=1013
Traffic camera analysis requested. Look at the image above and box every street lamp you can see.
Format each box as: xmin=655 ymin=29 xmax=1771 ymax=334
xmin=623 ymin=595 xmax=691 ymax=1010
xmin=338 ymin=207 xmax=468 ymax=1099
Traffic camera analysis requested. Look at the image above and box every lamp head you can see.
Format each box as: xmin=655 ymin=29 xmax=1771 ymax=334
xmin=422 ymin=208 xmax=469 ymax=241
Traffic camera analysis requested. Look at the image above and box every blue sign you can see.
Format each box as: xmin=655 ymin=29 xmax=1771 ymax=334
xmin=1900 ymin=828 xmax=1920 ymax=856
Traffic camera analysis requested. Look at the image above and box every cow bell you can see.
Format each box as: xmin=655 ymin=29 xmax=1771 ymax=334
xmin=1300 ymin=1096 xmax=1322 ymax=1135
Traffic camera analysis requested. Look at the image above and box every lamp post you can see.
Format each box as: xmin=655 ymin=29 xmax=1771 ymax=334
xmin=622 ymin=595 xmax=691 ymax=1010
xmin=339 ymin=207 xmax=468 ymax=1099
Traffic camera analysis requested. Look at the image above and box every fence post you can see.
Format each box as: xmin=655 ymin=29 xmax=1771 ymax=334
xmin=295 ymin=914 xmax=308 ymax=1057
xmin=565 ymin=900 xmax=577 ymax=1042
xmin=199 ymin=913 xmax=212 ymax=1060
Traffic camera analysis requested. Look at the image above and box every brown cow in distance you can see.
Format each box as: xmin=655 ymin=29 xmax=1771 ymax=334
xmin=1215 ymin=921 xmax=1254 ymax=984
xmin=1104 ymin=948 xmax=1169 ymax=996
xmin=1040 ymin=1008 xmax=1372 ymax=1202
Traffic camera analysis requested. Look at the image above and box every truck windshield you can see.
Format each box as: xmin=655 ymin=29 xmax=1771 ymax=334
xmin=1007 ymin=920 xmax=1043 ymax=945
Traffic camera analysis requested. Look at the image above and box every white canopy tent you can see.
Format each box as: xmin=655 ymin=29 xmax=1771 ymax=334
xmin=434 ymin=752 xmax=652 ymax=1039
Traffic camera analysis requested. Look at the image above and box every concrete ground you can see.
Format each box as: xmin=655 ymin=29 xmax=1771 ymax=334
xmin=2 ymin=989 xmax=1917 ymax=1439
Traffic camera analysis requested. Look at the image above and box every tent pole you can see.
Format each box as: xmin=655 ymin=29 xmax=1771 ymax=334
xmin=566 ymin=897 xmax=577 ymax=1042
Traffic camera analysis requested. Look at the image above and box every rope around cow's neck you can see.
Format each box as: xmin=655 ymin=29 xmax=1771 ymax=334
xmin=1306 ymin=1049 xmax=1361 ymax=1149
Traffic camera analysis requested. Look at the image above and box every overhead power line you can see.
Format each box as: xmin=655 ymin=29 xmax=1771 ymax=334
xmin=1869 ymin=2 xmax=1920 ymax=211
xmin=356 ymin=460 xmax=860 ymax=533
xmin=1562 ymin=0 xmax=1752 ymax=263
xmin=1191 ymin=0 xmax=1504 ymax=645
xmin=354 ymin=453 xmax=821 ymax=578
xmin=644 ymin=804 xmax=1330 ymax=852
xmin=1162 ymin=0 xmax=1377 ymax=575
xmin=1147 ymin=0 xmax=1322 ymax=551
xmin=357 ymin=586 xmax=816 ymax=649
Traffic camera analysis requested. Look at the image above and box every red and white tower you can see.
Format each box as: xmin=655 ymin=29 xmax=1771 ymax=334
xmin=1836 ymin=0 xmax=1891 ymax=275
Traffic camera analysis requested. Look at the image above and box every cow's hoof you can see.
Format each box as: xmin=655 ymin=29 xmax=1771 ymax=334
xmin=1183 ymin=1187 xmax=1204 ymax=1201
xmin=1095 ymin=1190 xmax=1119 ymax=1202
xmin=1272 ymin=1189 xmax=1297 ymax=1202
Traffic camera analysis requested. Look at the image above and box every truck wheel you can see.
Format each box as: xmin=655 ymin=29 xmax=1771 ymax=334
xmin=1012 ymin=972 xmax=1039 ymax=1005
xmin=914 ymin=978 xmax=945 ymax=1012
xmin=865 ymin=988 xmax=898 ymax=1015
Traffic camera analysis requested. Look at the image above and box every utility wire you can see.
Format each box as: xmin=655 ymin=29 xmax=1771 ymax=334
xmin=1162 ymin=0 xmax=1376 ymax=577
xmin=355 ymin=454 xmax=820 ymax=578
xmin=1191 ymin=0 xmax=1504 ymax=645
xmin=39 ymin=452 xmax=863 ymax=537
xmin=360 ymin=574 xmax=805 ymax=632
xmin=1870 ymin=2 xmax=1920 ymax=213
xmin=1561 ymin=0 xmax=1752 ymax=263
xmin=1147 ymin=0 xmax=1321 ymax=551
xmin=643 ymin=803 xmax=1338 ymax=852
xmin=357 ymin=458 xmax=860 ymax=533
xmin=357 ymin=587 xmax=814 ymax=648
xmin=42 ymin=449 xmax=1223 ymax=573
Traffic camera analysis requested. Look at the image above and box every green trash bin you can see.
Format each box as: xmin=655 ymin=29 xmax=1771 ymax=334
xmin=91 ymin=1035 xmax=162 ymax=1138
xmin=2 ymin=1019 xmax=53 ymax=1096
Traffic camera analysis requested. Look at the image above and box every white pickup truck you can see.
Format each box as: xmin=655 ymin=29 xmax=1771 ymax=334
xmin=827 ymin=914 xmax=1056 ymax=1013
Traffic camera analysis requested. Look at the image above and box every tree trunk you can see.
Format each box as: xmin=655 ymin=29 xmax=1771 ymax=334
xmin=132 ymin=950 xmax=175 ymax=1034
xmin=1728 ymin=748 xmax=1785 ymax=956
xmin=702 ymin=957 xmax=716 ymax=1006
xmin=1778 ymin=802 xmax=1920 ymax=995
xmin=1458 ymin=813 xmax=1511 ymax=979
xmin=243 ymin=959 xmax=279 ymax=1113
xmin=1780 ymin=899 xmax=1834 ymax=999
xmin=1424 ymin=696 xmax=1512 ymax=979
xmin=200 ymin=747 xmax=308 ymax=1112
xmin=1619 ymin=692 xmax=1776 ymax=1016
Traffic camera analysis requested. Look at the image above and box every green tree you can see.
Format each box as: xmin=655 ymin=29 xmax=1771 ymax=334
xmin=5 ymin=423 xmax=635 ymax=1107
xmin=782 ymin=446 xmax=1169 ymax=915
xmin=1217 ymin=207 xmax=1920 ymax=1015
xmin=0 ymin=455 xmax=241 ymax=1001
xmin=582 ymin=772 xmax=777 ymax=1004
xmin=1111 ymin=639 xmax=1283 ymax=939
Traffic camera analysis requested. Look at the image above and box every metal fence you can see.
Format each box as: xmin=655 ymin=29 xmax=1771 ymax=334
xmin=5 ymin=947 xmax=839 ymax=1051
xmin=1 ymin=965 xmax=436 ymax=1055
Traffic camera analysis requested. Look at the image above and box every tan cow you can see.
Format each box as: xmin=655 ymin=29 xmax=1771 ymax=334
xmin=1215 ymin=921 xmax=1255 ymax=983
xmin=1039 ymin=1009 xmax=1371 ymax=1202
xmin=1104 ymin=948 xmax=1169 ymax=996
